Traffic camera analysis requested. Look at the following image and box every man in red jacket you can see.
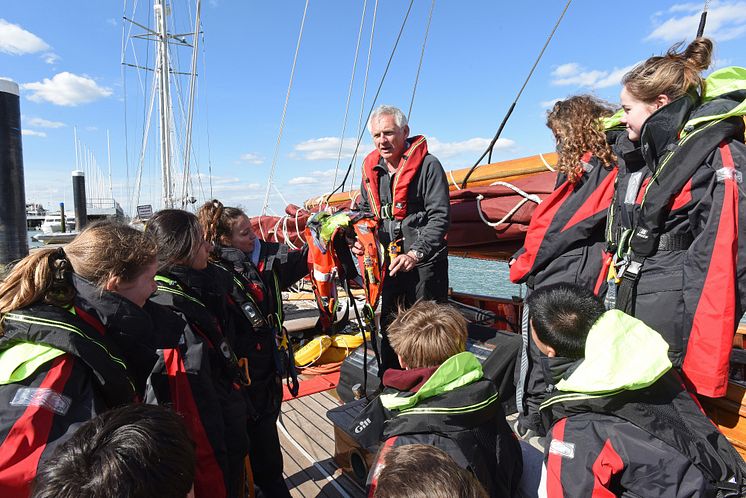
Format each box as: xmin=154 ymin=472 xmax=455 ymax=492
xmin=353 ymin=105 xmax=450 ymax=375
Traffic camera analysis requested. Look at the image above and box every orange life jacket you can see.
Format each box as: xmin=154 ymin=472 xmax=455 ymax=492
xmin=362 ymin=135 xmax=429 ymax=220
xmin=303 ymin=211 xmax=385 ymax=332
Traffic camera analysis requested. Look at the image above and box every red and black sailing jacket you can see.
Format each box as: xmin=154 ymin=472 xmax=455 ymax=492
xmin=72 ymin=272 xmax=232 ymax=498
xmin=350 ymin=353 xmax=522 ymax=498
xmin=540 ymin=370 xmax=746 ymax=497
xmin=607 ymin=77 xmax=746 ymax=397
xmin=510 ymin=144 xmax=621 ymax=295
xmin=358 ymin=136 xmax=450 ymax=263
xmin=0 ymin=304 xmax=135 ymax=498
xmin=150 ymin=264 xmax=250 ymax=498
xmin=214 ymin=241 xmax=309 ymax=415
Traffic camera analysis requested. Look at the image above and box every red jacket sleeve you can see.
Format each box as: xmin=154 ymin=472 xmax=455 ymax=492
xmin=682 ymin=139 xmax=746 ymax=397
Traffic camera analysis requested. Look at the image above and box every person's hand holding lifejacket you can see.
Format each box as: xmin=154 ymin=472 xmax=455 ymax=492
xmin=389 ymin=252 xmax=417 ymax=276
xmin=351 ymin=239 xmax=364 ymax=256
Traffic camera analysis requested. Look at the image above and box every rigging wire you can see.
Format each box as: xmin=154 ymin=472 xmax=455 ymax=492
xmin=330 ymin=0 xmax=370 ymax=193
xmin=199 ymin=27 xmax=214 ymax=200
xmin=121 ymin=0 xmax=131 ymax=216
xmin=696 ymin=0 xmax=710 ymax=37
xmin=407 ymin=0 xmax=435 ymax=119
xmin=348 ymin=0 xmax=380 ymax=193
xmin=181 ymin=0 xmax=202 ymax=208
xmin=460 ymin=0 xmax=572 ymax=189
xmin=324 ymin=0 xmax=416 ymax=202
xmin=261 ymin=0 xmax=311 ymax=216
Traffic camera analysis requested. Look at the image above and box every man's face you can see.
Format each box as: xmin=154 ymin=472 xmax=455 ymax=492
xmin=370 ymin=113 xmax=409 ymax=165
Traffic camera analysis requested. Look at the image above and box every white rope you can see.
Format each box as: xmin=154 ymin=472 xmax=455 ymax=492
xmin=294 ymin=208 xmax=304 ymax=245
xmin=539 ymin=152 xmax=555 ymax=172
xmin=261 ymin=0 xmax=310 ymax=215
xmin=448 ymin=169 xmax=462 ymax=190
xmin=271 ymin=216 xmax=283 ymax=243
xmin=331 ymin=0 xmax=369 ymax=191
xmin=257 ymin=216 xmax=267 ymax=241
xmin=474 ymin=180 xmax=542 ymax=228
xmin=281 ymin=215 xmax=298 ymax=249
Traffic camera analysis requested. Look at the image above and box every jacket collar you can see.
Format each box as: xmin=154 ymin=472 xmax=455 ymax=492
xmin=382 ymin=366 xmax=439 ymax=392
xmin=71 ymin=273 xmax=153 ymax=334
xmin=556 ymin=310 xmax=672 ymax=395
xmin=639 ymin=92 xmax=697 ymax=171
xmin=380 ymin=351 xmax=483 ymax=411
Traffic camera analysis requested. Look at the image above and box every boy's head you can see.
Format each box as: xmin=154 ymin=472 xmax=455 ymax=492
xmin=373 ymin=444 xmax=488 ymax=498
xmin=526 ymin=283 xmax=606 ymax=359
xmin=388 ymin=300 xmax=467 ymax=368
xmin=32 ymin=403 xmax=196 ymax=498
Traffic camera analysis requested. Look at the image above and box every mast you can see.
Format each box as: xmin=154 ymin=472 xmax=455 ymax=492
xmin=154 ymin=0 xmax=174 ymax=209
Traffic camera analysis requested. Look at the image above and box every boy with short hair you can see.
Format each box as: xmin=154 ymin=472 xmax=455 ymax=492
xmin=354 ymin=300 xmax=522 ymax=497
xmin=31 ymin=403 xmax=196 ymax=498
xmin=373 ymin=444 xmax=488 ymax=498
xmin=528 ymin=283 xmax=746 ymax=497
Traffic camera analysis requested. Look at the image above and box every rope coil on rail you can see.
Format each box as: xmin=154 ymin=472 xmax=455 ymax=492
xmin=474 ymin=180 xmax=542 ymax=228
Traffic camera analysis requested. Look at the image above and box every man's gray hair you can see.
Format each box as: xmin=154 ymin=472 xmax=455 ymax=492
xmin=367 ymin=105 xmax=408 ymax=134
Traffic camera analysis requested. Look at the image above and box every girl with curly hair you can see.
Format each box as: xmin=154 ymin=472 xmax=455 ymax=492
xmin=509 ymin=94 xmax=622 ymax=435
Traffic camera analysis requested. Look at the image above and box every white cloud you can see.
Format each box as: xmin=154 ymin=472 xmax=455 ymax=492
xmin=540 ymin=98 xmax=561 ymax=109
xmin=427 ymin=136 xmax=514 ymax=159
xmin=0 ymin=19 xmax=49 ymax=55
xmin=647 ymin=2 xmax=746 ymax=42
xmin=22 ymin=72 xmax=112 ymax=106
xmin=26 ymin=116 xmax=65 ymax=128
xmin=292 ymin=137 xmax=365 ymax=161
xmin=22 ymin=129 xmax=47 ymax=137
xmin=106 ymin=18 xmax=118 ymax=27
xmin=191 ymin=173 xmax=262 ymax=193
xmin=288 ymin=176 xmax=318 ymax=185
xmin=240 ymin=152 xmax=264 ymax=165
xmin=43 ymin=52 xmax=60 ymax=64
xmin=550 ymin=63 xmax=635 ymax=89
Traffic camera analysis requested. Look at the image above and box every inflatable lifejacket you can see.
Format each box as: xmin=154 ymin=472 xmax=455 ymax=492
xmin=303 ymin=210 xmax=385 ymax=333
xmin=362 ymin=135 xmax=428 ymax=221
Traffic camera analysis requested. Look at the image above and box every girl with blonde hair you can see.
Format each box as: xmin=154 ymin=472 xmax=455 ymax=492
xmin=0 ymin=221 xmax=163 ymax=496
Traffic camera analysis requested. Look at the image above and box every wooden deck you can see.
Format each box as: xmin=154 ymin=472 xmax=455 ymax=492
xmin=280 ymin=389 xmax=366 ymax=498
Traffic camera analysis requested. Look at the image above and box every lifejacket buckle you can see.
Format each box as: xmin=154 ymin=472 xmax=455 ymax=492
xmin=380 ymin=203 xmax=393 ymax=220
xmin=388 ymin=239 xmax=402 ymax=260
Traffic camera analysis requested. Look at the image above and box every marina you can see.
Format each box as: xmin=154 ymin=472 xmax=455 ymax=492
xmin=2 ymin=1 xmax=746 ymax=497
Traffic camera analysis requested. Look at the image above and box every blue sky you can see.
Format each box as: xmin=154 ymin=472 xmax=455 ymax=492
xmin=3 ymin=1 xmax=745 ymax=217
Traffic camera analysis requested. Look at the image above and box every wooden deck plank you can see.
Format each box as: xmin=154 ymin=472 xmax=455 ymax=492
xmin=288 ymin=397 xmax=338 ymax=450
xmin=280 ymin=419 xmax=364 ymax=497
xmin=281 ymin=409 xmax=334 ymax=461
xmin=316 ymin=389 xmax=344 ymax=409
xmin=280 ymin=431 xmax=327 ymax=498
xmin=279 ymin=390 xmax=367 ymax=498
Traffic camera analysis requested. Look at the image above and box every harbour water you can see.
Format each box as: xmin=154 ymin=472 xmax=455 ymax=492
xmin=448 ymin=256 xmax=522 ymax=299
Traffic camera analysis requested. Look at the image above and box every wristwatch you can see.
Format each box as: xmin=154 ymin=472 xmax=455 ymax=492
xmin=408 ymin=250 xmax=424 ymax=263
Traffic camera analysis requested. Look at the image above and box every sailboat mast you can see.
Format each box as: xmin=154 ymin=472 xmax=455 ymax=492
xmin=154 ymin=0 xmax=174 ymax=209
